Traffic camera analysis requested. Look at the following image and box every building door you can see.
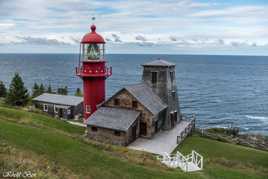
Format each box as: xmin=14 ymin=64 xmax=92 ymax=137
xmin=140 ymin=122 xmax=147 ymax=136
xmin=58 ymin=108 xmax=64 ymax=118
xmin=155 ymin=121 xmax=159 ymax=132
xmin=170 ymin=113 xmax=175 ymax=128
xmin=174 ymin=111 xmax=178 ymax=123
xmin=131 ymin=124 xmax=137 ymax=142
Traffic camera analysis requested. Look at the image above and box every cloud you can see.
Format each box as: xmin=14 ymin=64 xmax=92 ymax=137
xmin=0 ymin=34 xmax=80 ymax=46
xmin=0 ymin=0 xmax=267 ymax=55
xmin=17 ymin=36 xmax=71 ymax=45
xmin=191 ymin=5 xmax=267 ymax=18
xmin=111 ymin=34 xmax=122 ymax=43
xmin=0 ymin=23 xmax=15 ymax=28
xmin=135 ymin=35 xmax=147 ymax=42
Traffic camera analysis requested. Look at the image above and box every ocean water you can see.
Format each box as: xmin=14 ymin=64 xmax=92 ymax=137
xmin=0 ymin=53 xmax=268 ymax=135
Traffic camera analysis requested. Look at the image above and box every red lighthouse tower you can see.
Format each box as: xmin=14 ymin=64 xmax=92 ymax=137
xmin=76 ymin=24 xmax=112 ymax=123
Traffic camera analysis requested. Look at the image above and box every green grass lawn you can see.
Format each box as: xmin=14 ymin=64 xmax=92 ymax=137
xmin=0 ymin=106 xmax=84 ymax=135
xmin=0 ymin=106 xmax=267 ymax=179
xmin=177 ymin=135 xmax=268 ymax=179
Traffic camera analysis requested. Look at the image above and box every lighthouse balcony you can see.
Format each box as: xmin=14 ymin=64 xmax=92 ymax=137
xmin=76 ymin=66 xmax=112 ymax=77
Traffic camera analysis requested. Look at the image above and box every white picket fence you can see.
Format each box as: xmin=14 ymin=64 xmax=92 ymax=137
xmin=157 ymin=150 xmax=203 ymax=172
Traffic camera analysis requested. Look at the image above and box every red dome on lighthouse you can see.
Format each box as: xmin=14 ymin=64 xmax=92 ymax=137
xmin=81 ymin=24 xmax=105 ymax=44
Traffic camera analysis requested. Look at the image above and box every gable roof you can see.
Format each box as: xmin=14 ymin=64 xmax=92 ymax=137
xmin=124 ymin=83 xmax=167 ymax=115
xmin=87 ymin=107 xmax=140 ymax=131
xmin=33 ymin=93 xmax=83 ymax=106
xmin=142 ymin=59 xmax=175 ymax=67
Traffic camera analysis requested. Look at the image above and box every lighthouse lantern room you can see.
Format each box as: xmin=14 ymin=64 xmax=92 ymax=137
xmin=76 ymin=24 xmax=112 ymax=123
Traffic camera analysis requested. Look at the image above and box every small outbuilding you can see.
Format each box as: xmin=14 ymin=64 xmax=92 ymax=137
xmin=87 ymin=107 xmax=141 ymax=146
xmin=33 ymin=93 xmax=83 ymax=120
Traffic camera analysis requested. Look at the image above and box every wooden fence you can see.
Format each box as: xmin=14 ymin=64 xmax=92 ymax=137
xmin=177 ymin=114 xmax=196 ymax=145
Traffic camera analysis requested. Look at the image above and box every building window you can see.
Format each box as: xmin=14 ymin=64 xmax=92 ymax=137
xmin=86 ymin=105 xmax=91 ymax=113
xmin=43 ymin=104 xmax=48 ymax=112
xmin=151 ymin=72 xmax=157 ymax=84
xmin=91 ymin=126 xmax=98 ymax=132
xmin=132 ymin=100 xmax=138 ymax=108
xmin=170 ymin=71 xmax=174 ymax=82
xmin=114 ymin=131 xmax=121 ymax=136
xmin=174 ymin=111 xmax=178 ymax=122
xmin=67 ymin=109 xmax=71 ymax=115
xmin=172 ymin=90 xmax=176 ymax=99
xmin=114 ymin=98 xmax=120 ymax=106
xmin=54 ymin=105 xmax=59 ymax=113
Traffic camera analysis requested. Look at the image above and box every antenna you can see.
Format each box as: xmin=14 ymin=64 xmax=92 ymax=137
xmin=91 ymin=16 xmax=96 ymax=24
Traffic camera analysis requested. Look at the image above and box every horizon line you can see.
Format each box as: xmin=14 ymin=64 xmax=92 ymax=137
xmin=0 ymin=52 xmax=267 ymax=57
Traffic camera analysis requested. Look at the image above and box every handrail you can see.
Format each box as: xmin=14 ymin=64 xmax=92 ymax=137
xmin=157 ymin=150 xmax=203 ymax=172
xmin=76 ymin=66 xmax=112 ymax=77
xmin=176 ymin=115 xmax=196 ymax=145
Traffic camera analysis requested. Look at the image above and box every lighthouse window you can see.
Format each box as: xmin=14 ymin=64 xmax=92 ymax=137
xmin=152 ymin=72 xmax=157 ymax=84
xmin=86 ymin=44 xmax=101 ymax=60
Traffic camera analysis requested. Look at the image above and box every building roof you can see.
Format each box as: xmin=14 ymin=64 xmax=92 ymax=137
xmin=81 ymin=24 xmax=105 ymax=44
xmin=124 ymin=83 xmax=167 ymax=115
xmin=87 ymin=107 xmax=140 ymax=131
xmin=142 ymin=59 xmax=175 ymax=67
xmin=33 ymin=93 xmax=83 ymax=106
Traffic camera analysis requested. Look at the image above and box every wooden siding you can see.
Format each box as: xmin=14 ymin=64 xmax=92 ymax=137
xmin=33 ymin=101 xmax=83 ymax=120
xmin=104 ymin=89 xmax=159 ymax=138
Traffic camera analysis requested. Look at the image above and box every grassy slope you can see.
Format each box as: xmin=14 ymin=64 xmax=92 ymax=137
xmin=0 ymin=106 xmax=267 ymax=179
xmin=177 ymin=135 xmax=268 ymax=179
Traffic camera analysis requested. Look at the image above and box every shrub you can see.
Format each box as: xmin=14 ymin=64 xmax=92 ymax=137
xmin=6 ymin=73 xmax=29 ymax=106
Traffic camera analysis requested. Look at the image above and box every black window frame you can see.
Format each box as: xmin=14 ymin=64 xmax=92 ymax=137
xmin=151 ymin=71 xmax=157 ymax=84
xmin=132 ymin=100 xmax=138 ymax=108
xmin=91 ymin=126 xmax=98 ymax=132
xmin=114 ymin=98 xmax=120 ymax=106
xmin=114 ymin=130 xmax=121 ymax=136
xmin=172 ymin=90 xmax=176 ymax=99
xmin=170 ymin=71 xmax=174 ymax=82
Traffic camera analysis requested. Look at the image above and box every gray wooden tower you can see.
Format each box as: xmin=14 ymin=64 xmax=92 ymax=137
xmin=142 ymin=59 xmax=181 ymax=130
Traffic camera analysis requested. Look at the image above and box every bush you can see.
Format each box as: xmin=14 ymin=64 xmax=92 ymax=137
xmin=46 ymin=84 xmax=53 ymax=93
xmin=6 ymin=73 xmax=29 ymax=106
xmin=57 ymin=86 xmax=68 ymax=95
xmin=0 ymin=81 xmax=7 ymax=97
xmin=75 ymin=88 xmax=83 ymax=97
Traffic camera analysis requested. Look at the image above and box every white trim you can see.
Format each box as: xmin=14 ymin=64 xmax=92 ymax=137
xmin=43 ymin=104 xmax=48 ymax=112
xmin=157 ymin=150 xmax=203 ymax=172
xmin=85 ymin=105 xmax=91 ymax=114
xmin=54 ymin=105 xmax=59 ymax=113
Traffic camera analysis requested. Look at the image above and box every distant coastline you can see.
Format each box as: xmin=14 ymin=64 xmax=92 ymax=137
xmin=0 ymin=52 xmax=268 ymax=57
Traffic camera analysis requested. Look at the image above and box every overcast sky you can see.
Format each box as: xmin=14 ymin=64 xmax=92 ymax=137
xmin=0 ymin=0 xmax=268 ymax=55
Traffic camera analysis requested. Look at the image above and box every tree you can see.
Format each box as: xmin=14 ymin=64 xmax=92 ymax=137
xmin=39 ymin=83 xmax=45 ymax=94
xmin=57 ymin=86 xmax=68 ymax=95
xmin=0 ymin=81 xmax=7 ymax=97
xmin=6 ymin=73 xmax=29 ymax=106
xmin=75 ymin=88 xmax=83 ymax=97
xmin=32 ymin=83 xmax=40 ymax=97
xmin=47 ymin=84 xmax=53 ymax=93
